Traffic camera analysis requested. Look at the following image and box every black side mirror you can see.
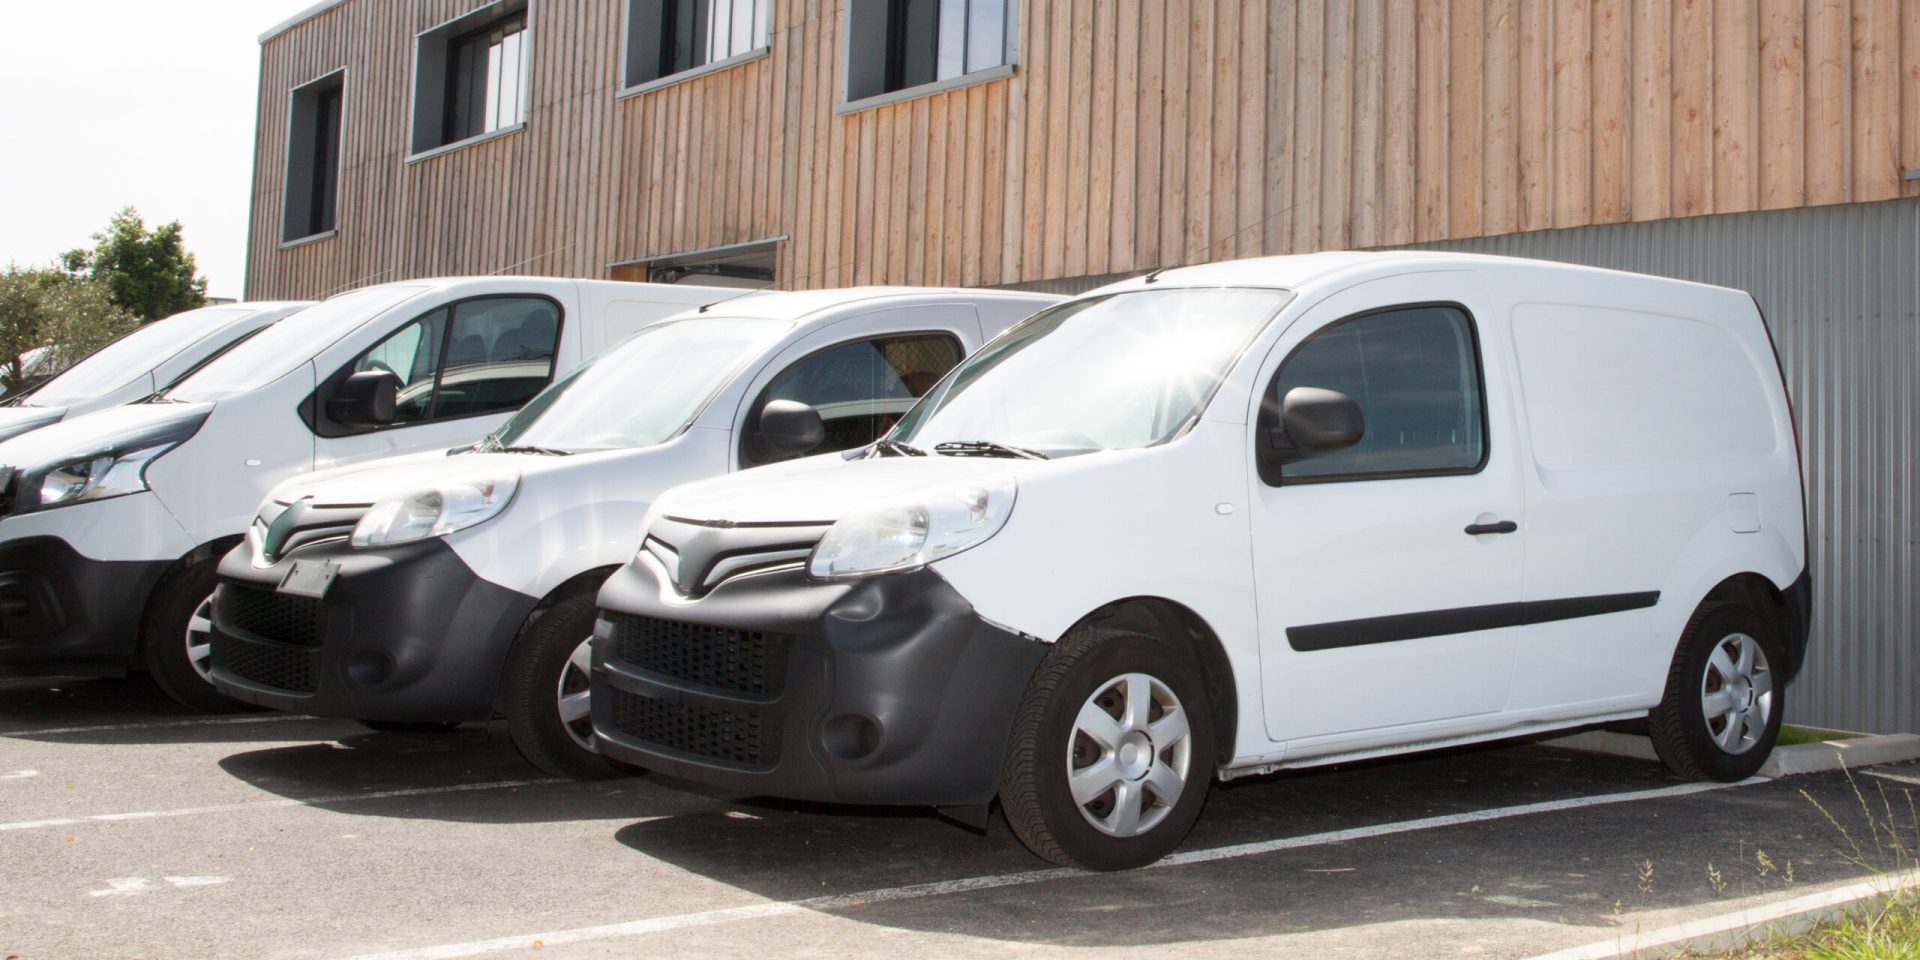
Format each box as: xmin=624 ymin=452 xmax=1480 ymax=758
xmin=753 ymin=399 xmax=825 ymax=462
xmin=1265 ymin=386 xmax=1365 ymax=467
xmin=327 ymin=370 xmax=399 ymax=427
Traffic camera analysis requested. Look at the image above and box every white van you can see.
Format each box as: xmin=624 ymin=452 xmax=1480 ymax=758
xmin=0 ymin=276 xmax=724 ymax=708
xmin=0 ymin=302 xmax=310 ymax=442
xmin=203 ymin=288 xmax=1060 ymax=777
xmin=588 ymin=253 xmax=1810 ymax=870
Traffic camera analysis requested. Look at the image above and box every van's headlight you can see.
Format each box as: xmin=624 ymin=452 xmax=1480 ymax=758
xmin=25 ymin=442 xmax=179 ymax=512
xmin=808 ymin=478 xmax=1015 ymax=579
xmin=350 ymin=473 xmax=520 ymax=548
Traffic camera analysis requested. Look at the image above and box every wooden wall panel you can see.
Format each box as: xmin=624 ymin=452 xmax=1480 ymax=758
xmin=247 ymin=0 xmax=1920 ymax=299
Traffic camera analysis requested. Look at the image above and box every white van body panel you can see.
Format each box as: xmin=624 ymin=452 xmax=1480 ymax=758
xmin=637 ymin=252 xmax=1806 ymax=777
xmin=262 ymin=289 xmax=1058 ymax=609
xmin=0 ymin=302 xmax=309 ymax=442
xmin=0 ymin=278 xmax=725 ymax=566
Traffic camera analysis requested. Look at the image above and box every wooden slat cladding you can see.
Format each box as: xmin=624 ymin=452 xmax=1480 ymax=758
xmin=246 ymin=0 xmax=1920 ymax=299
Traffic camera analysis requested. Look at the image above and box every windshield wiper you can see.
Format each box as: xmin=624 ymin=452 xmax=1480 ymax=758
xmin=497 ymin=444 xmax=573 ymax=456
xmin=870 ymin=439 xmax=928 ymax=458
xmin=934 ymin=440 xmax=1049 ymax=460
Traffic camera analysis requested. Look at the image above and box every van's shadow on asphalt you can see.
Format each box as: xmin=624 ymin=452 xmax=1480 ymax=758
xmin=612 ymin=744 xmax=1880 ymax=947
xmin=0 ymin=676 xmax=345 ymax=744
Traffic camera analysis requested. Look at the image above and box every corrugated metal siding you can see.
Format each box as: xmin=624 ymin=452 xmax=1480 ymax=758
xmin=1403 ymin=198 xmax=1920 ymax=734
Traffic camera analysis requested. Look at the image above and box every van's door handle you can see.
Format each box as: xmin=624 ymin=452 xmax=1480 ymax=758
xmin=1464 ymin=520 xmax=1519 ymax=536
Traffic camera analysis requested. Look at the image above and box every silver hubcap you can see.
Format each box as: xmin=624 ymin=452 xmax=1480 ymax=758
xmin=1702 ymin=632 xmax=1773 ymax=755
xmin=1068 ymin=672 xmax=1192 ymax=838
xmin=184 ymin=593 xmax=215 ymax=682
xmin=556 ymin=637 xmax=596 ymax=754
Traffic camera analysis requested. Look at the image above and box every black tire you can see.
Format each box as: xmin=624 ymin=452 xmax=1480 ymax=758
xmin=141 ymin=557 xmax=251 ymax=713
xmin=501 ymin=593 xmax=624 ymax=780
xmin=1649 ymin=602 xmax=1785 ymax=782
xmin=999 ymin=626 xmax=1215 ymax=870
xmin=356 ymin=720 xmax=462 ymax=734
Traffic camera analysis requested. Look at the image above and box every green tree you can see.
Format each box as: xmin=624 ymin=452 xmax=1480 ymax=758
xmin=62 ymin=208 xmax=208 ymax=322
xmin=0 ymin=266 xmax=140 ymax=397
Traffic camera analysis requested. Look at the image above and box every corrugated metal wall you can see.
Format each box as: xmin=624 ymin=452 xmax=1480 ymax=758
xmin=1406 ymin=198 xmax=1920 ymax=734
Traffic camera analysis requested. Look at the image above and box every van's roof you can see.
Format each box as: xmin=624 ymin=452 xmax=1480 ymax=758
xmin=665 ymin=286 xmax=1066 ymax=326
xmin=345 ymin=275 xmax=725 ymax=296
xmin=1093 ymin=251 xmax=1748 ymax=301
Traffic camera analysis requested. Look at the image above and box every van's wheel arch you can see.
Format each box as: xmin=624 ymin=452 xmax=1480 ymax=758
xmin=1648 ymin=600 xmax=1785 ymax=782
xmin=998 ymin=625 xmax=1216 ymax=870
xmin=138 ymin=537 xmax=248 ymax=713
xmin=498 ymin=571 xmax=630 ymax=780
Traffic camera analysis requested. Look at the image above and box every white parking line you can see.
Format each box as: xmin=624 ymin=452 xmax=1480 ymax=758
xmin=1 ymin=769 xmax=40 ymax=780
xmin=0 ymin=778 xmax=569 ymax=832
xmin=0 ymin=714 xmax=320 ymax=738
xmin=339 ymin=778 xmax=1766 ymax=960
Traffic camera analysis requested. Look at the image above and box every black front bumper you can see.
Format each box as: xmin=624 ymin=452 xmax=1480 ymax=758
xmin=207 ymin=538 xmax=540 ymax=722
xmin=591 ymin=560 xmax=1049 ymax=808
xmin=0 ymin=536 xmax=168 ymax=677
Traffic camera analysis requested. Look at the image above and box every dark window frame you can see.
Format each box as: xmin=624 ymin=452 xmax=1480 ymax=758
xmin=736 ymin=329 xmax=965 ymax=468
xmin=282 ymin=69 xmax=346 ymax=244
xmin=622 ymin=0 xmax=773 ymax=93
xmin=304 ymin=293 xmax=567 ymax=438
xmin=841 ymin=0 xmax=1015 ymax=110
xmin=1257 ymin=301 xmax=1491 ymax=487
xmin=409 ymin=3 xmax=533 ymax=158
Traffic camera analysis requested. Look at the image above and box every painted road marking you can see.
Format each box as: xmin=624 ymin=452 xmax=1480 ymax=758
xmin=89 ymin=876 xmax=233 ymax=897
xmin=1 ymin=769 xmax=39 ymax=780
xmin=338 ymin=778 xmax=1765 ymax=960
xmin=0 ymin=779 xmax=569 ymax=832
xmin=0 ymin=714 xmax=320 ymax=738
xmin=1866 ymin=770 xmax=1920 ymax=788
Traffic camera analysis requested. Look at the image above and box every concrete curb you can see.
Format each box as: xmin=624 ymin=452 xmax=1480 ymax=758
xmin=1543 ymin=730 xmax=1920 ymax=778
xmin=1523 ymin=868 xmax=1920 ymax=960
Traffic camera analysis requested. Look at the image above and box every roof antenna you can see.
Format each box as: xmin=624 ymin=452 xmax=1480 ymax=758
xmin=1142 ymin=265 xmax=1170 ymax=284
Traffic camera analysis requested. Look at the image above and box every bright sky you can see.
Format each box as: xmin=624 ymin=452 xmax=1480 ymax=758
xmin=0 ymin=2 xmax=316 ymax=299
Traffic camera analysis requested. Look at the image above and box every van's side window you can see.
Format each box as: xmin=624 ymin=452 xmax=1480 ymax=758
xmin=741 ymin=333 xmax=963 ymax=466
xmin=1272 ymin=305 xmax=1485 ymax=480
xmin=353 ymin=308 xmax=447 ymax=424
xmin=337 ymin=296 xmax=561 ymax=428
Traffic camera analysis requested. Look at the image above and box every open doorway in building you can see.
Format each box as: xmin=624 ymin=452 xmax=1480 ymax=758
xmin=610 ymin=239 xmax=778 ymax=289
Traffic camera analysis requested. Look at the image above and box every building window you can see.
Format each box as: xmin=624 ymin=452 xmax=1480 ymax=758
xmin=412 ymin=4 xmax=531 ymax=155
xmin=845 ymin=0 xmax=1010 ymax=104
xmin=624 ymin=0 xmax=771 ymax=90
xmin=283 ymin=71 xmax=344 ymax=242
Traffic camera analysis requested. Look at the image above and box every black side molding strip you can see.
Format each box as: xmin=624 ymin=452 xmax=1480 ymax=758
xmin=1286 ymin=591 xmax=1661 ymax=652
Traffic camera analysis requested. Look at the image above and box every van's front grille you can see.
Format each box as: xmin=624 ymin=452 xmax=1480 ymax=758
xmin=220 ymin=636 xmax=321 ymax=693
xmin=605 ymin=613 xmax=791 ymax=698
xmin=604 ymin=687 xmax=776 ymax=769
xmin=221 ymin=584 xmax=326 ymax=647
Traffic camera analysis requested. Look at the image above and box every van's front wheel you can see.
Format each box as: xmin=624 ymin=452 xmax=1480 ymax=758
xmin=502 ymin=593 xmax=625 ymax=780
xmin=142 ymin=560 xmax=250 ymax=713
xmin=1649 ymin=602 xmax=1784 ymax=782
xmin=999 ymin=627 xmax=1214 ymax=870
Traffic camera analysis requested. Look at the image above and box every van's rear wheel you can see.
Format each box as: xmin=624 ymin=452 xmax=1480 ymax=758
xmin=502 ymin=593 xmax=625 ymax=780
xmin=1649 ymin=602 xmax=1783 ymax=782
xmin=142 ymin=560 xmax=250 ymax=713
xmin=999 ymin=627 xmax=1214 ymax=870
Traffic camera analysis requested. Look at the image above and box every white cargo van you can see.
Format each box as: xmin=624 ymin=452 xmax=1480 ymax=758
xmin=0 ymin=302 xmax=310 ymax=442
xmin=204 ymin=288 xmax=1060 ymax=777
xmin=0 ymin=276 xmax=724 ymax=708
xmin=589 ymin=253 xmax=1810 ymax=870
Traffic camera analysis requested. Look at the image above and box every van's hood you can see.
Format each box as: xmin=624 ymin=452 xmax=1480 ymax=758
xmin=275 ymin=448 xmax=610 ymax=506
xmin=0 ymin=401 xmax=212 ymax=471
xmin=656 ymin=454 xmax=1047 ymax=526
xmin=0 ymin=405 xmax=68 ymax=444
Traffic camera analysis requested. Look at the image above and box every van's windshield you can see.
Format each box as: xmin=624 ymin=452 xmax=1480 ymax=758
xmin=480 ymin=315 xmax=791 ymax=454
xmin=164 ymin=285 xmax=427 ymax=403
xmin=24 ymin=306 xmax=257 ymax=407
xmin=889 ymin=287 xmax=1291 ymax=457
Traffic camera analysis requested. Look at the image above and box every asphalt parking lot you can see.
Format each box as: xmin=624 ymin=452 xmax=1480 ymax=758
xmin=3 ymin=675 xmax=1916 ymax=960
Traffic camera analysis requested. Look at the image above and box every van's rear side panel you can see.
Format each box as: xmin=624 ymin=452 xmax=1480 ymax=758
xmin=1496 ymin=269 xmax=1805 ymax=717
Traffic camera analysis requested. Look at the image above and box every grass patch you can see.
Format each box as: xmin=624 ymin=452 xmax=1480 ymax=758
xmin=1778 ymin=726 xmax=1862 ymax=747
xmin=1696 ymin=894 xmax=1920 ymax=959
